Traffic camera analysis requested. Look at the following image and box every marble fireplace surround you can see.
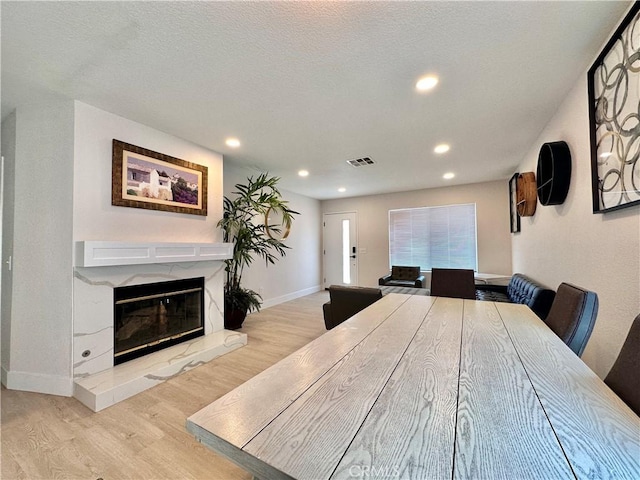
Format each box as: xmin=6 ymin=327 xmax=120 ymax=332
xmin=72 ymin=241 xmax=247 ymax=411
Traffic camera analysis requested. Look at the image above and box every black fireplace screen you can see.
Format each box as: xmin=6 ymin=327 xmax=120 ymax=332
xmin=113 ymin=277 xmax=204 ymax=365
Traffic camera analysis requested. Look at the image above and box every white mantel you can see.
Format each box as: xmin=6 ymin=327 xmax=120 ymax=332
xmin=75 ymin=241 xmax=233 ymax=267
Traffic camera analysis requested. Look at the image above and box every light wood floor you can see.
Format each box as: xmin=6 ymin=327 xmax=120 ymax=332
xmin=1 ymin=291 xmax=329 ymax=480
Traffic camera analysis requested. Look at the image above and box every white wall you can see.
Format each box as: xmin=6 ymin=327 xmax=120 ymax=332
xmin=513 ymin=70 xmax=640 ymax=377
xmin=1 ymin=101 xmax=75 ymax=395
xmin=321 ymin=180 xmax=512 ymax=288
xmin=72 ymin=101 xmax=227 ymax=378
xmin=223 ymin=164 xmax=323 ymax=308
xmin=73 ymin=102 xmax=223 ymax=244
xmin=0 ymin=100 xmax=227 ymax=396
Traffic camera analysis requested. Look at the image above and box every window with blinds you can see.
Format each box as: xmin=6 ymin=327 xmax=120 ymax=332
xmin=388 ymin=203 xmax=477 ymax=271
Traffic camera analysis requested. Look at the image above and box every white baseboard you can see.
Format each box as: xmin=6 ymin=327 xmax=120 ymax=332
xmin=260 ymin=285 xmax=323 ymax=310
xmin=2 ymin=368 xmax=73 ymax=396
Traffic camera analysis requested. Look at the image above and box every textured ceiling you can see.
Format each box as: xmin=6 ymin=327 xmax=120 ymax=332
xmin=1 ymin=1 xmax=632 ymax=199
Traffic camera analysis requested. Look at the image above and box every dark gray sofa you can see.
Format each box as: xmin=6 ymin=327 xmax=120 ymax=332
xmin=475 ymin=273 xmax=556 ymax=320
xmin=378 ymin=266 xmax=425 ymax=288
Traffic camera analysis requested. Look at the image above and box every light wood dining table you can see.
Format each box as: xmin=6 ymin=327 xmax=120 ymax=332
xmin=186 ymin=294 xmax=640 ymax=479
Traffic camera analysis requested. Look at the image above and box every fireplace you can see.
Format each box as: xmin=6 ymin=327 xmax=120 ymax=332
xmin=113 ymin=277 xmax=205 ymax=365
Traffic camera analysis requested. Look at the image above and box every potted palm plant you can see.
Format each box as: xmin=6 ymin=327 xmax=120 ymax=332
xmin=218 ymin=173 xmax=298 ymax=329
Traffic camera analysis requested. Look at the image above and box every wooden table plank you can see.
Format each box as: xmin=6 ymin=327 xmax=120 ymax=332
xmin=186 ymin=293 xmax=411 ymax=450
xmin=454 ymin=300 xmax=574 ymax=479
xmin=243 ymin=295 xmax=436 ymax=480
xmin=188 ymin=297 xmax=638 ymax=480
xmin=496 ymin=301 xmax=640 ymax=479
xmin=331 ymin=296 xmax=463 ymax=480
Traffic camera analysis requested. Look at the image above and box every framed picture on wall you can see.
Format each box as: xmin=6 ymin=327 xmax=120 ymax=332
xmin=112 ymin=139 xmax=208 ymax=216
xmin=587 ymin=3 xmax=640 ymax=213
xmin=509 ymin=173 xmax=521 ymax=233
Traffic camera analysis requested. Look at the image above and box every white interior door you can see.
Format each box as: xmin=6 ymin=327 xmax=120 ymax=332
xmin=323 ymin=212 xmax=358 ymax=288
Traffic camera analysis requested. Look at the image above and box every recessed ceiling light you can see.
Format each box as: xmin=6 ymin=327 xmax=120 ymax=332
xmin=298 ymin=170 xmax=309 ymax=177
xmin=416 ymin=75 xmax=439 ymax=92
xmin=599 ymin=152 xmax=612 ymax=158
xmin=443 ymin=172 xmax=455 ymax=180
xmin=434 ymin=144 xmax=450 ymax=154
xmin=225 ymin=138 xmax=241 ymax=148
xmin=338 ymin=187 xmax=346 ymax=193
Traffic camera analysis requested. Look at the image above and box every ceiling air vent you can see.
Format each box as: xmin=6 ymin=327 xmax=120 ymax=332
xmin=347 ymin=157 xmax=375 ymax=167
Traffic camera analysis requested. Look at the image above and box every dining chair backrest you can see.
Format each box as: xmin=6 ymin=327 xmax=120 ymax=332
xmin=604 ymin=314 xmax=640 ymax=416
xmin=322 ymin=285 xmax=383 ymax=330
xmin=430 ymin=268 xmax=476 ymax=300
xmin=544 ymin=282 xmax=598 ymax=357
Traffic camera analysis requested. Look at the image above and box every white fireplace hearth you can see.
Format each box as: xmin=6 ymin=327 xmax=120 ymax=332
xmin=74 ymin=329 xmax=246 ymax=412
xmin=73 ymin=241 xmax=246 ymax=411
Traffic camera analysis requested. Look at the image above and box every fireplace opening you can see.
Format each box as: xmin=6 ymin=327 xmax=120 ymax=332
xmin=114 ymin=277 xmax=205 ymax=365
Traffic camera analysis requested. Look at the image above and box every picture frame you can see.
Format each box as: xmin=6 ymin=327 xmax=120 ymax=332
xmin=587 ymin=3 xmax=640 ymax=213
xmin=112 ymin=139 xmax=208 ymax=216
xmin=509 ymin=173 xmax=521 ymax=233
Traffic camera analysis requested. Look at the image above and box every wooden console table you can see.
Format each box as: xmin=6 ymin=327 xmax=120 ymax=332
xmin=187 ymin=294 xmax=639 ymax=479
xmin=474 ymin=272 xmax=511 ymax=284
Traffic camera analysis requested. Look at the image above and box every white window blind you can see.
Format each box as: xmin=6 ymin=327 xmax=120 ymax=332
xmin=389 ymin=203 xmax=477 ymax=271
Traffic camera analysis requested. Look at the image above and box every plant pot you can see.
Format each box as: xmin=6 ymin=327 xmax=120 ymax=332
xmin=224 ymin=307 xmax=248 ymax=330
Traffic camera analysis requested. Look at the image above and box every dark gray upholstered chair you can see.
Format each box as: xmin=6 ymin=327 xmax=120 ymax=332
xmin=430 ymin=268 xmax=476 ymax=300
xmin=379 ymin=266 xmax=425 ymax=288
xmin=604 ymin=314 xmax=640 ymax=416
xmin=544 ymin=283 xmax=598 ymax=357
xmin=322 ymin=285 xmax=383 ymax=330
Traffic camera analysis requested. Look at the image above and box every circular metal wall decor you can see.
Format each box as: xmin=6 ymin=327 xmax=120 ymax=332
xmin=264 ymin=207 xmax=291 ymax=241
xmin=587 ymin=3 xmax=640 ymax=213
xmin=537 ymin=141 xmax=572 ymax=206
xmin=516 ymin=172 xmax=537 ymax=217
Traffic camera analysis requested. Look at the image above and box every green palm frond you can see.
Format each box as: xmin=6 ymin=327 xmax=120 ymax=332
xmin=218 ymin=173 xmax=299 ymax=313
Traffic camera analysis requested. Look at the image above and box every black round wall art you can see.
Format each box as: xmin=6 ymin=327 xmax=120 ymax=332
xmin=536 ymin=141 xmax=572 ymax=206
